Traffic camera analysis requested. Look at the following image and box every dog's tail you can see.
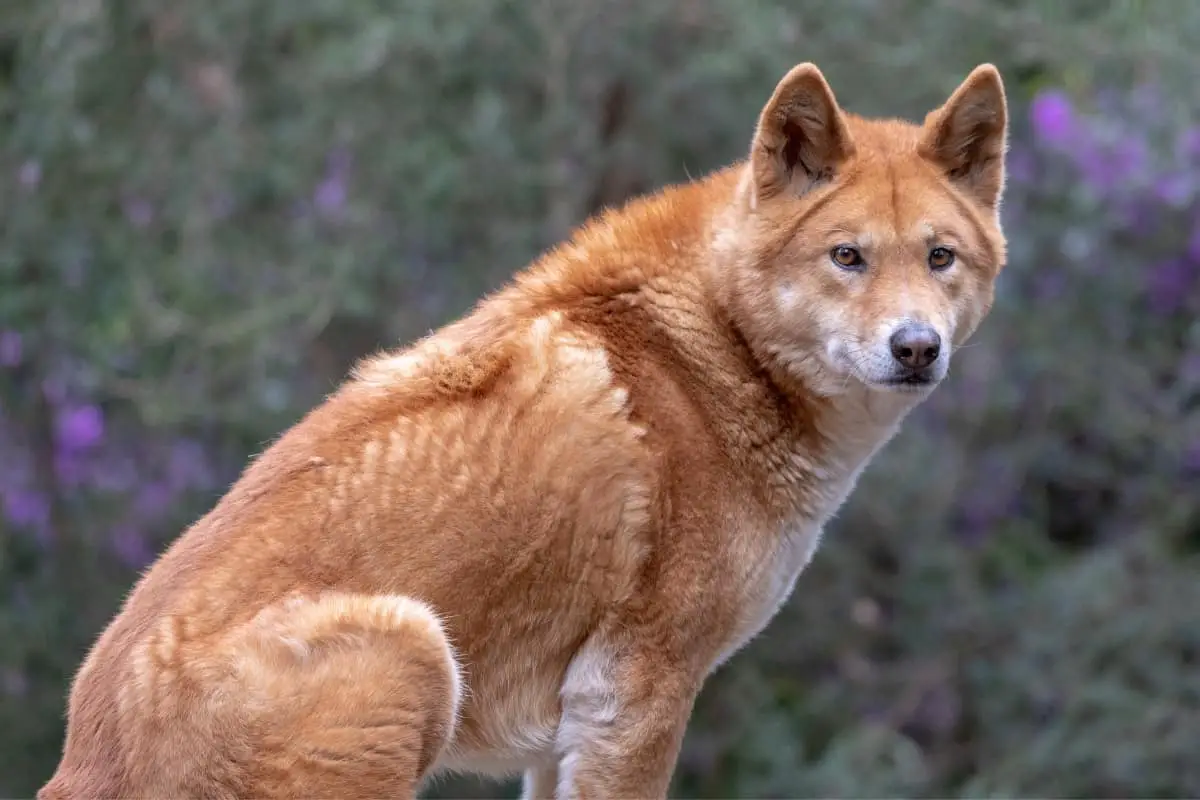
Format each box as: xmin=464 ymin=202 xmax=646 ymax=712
xmin=39 ymin=592 xmax=463 ymax=800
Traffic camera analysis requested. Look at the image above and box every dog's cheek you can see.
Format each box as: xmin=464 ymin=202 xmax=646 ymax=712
xmin=951 ymin=283 xmax=993 ymax=347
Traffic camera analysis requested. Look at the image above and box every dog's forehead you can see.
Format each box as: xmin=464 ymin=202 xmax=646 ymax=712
xmin=828 ymin=161 xmax=977 ymax=244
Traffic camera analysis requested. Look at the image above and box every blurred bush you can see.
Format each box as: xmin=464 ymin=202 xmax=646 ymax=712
xmin=2 ymin=0 xmax=1198 ymax=796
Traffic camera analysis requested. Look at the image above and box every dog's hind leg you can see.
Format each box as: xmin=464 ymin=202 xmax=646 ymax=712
xmin=229 ymin=592 xmax=463 ymax=799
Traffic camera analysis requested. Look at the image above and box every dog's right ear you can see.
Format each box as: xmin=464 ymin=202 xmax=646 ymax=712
xmin=748 ymin=63 xmax=855 ymax=206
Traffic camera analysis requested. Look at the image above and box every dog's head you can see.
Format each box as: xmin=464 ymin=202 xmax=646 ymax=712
xmin=721 ymin=63 xmax=1008 ymax=397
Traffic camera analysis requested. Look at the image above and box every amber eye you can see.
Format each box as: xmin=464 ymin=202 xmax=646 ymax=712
xmin=830 ymin=245 xmax=864 ymax=270
xmin=929 ymin=246 xmax=955 ymax=271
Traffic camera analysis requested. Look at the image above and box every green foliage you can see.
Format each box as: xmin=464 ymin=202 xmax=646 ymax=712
xmin=2 ymin=0 xmax=1198 ymax=796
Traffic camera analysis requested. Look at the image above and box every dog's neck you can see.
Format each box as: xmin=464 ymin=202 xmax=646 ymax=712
xmin=719 ymin=295 xmax=920 ymax=518
xmin=666 ymin=193 xmax=926 ymax=520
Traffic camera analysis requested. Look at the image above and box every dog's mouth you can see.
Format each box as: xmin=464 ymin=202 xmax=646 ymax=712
xmin=872 ymin=370 xmax=940 ymax=393
xmin=829 ymin=346 xmax=945 ymax=394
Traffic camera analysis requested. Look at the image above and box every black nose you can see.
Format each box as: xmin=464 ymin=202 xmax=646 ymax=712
xmin=889 ymin=324 xmax=941 ymax=369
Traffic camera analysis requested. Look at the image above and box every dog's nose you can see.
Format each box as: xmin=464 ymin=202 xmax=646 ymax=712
xmin=889 ymin=324 xmax=941 ymax=369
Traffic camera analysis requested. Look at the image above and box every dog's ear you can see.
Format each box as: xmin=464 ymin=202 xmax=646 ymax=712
xmin=920 ymin=64 xmax=1008 ymax=212
xmin=749 ymin=63 xmax=855 ymax=204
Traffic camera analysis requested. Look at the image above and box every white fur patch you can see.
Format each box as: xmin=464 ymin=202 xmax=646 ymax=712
xmin=355 ymin=351 xmax=428 ymax=387
xmin=353 ymin=336 xmax=458 ymax=389
xmin=555 ymin=639 xmax=621 ymax=794
xmin=520 ymin=763 xmax=559 ymax=800
xmin=711 ymin=518 xmax=824 ymax=670
xmin=711 ymin=385 xmax=916 ymax=673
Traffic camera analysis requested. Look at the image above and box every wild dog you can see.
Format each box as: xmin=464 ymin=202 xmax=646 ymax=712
xmin=41 ymin=61 xmax=1008 ymax=799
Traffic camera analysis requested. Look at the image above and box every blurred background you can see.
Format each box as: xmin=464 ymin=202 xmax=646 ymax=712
xmin=2 ymin=0 xmax=1199 ymax=796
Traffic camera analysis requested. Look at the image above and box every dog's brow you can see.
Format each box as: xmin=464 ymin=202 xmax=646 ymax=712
xmin=915 ymin=223 xmax=962 ymax=247
xmin=824 ymin=227 xmax=873 ymax=247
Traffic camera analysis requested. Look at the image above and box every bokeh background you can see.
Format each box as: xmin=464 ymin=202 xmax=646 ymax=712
xmin=3 ymin=1 xmax=1199 ymax=796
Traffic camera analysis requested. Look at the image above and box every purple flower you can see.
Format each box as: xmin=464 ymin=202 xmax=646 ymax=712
xmin=210 ymin=190 xmax=235 ymax=220
xmin=167 ymin=438 xmax=215 ymax=490
xmin=1006 ymin=147 xmax=1036 ymax=185
xmin=1073 ymin=141 xmax=1112 ymax=191
xmin=954 ymin=455 xmax=1019 ymax=546
xmin=1030 ymin=90 xmax=1076 ymax=146
xmin=1184 ymin=441 xmax=1200 ymax=476
xmin=41 ymin=376 xmax=67 ymax=404
xmin=1109 ymin=136 xmax=1149 ymax=184
xmin=123 ymin=196 xmax=155 ymax=229
xmin=0 ymin=330 xmax=21 ymax=367
xmin=1033 ymin=272 xmax=1067 ymax=302
xmin=134 ymin=482 xmax=173 ymax=517
xmin=1146 ymin=258 xmax=1196 ymax=314
xmin=1114 ymin=200 xmax=1154 ymax=235
xmin=112 ymin=526 xmax=153 ymax=570
xmin=1182 ymin=353 xmax=1200 ymax=383
xmin=53 ymin=450 xmax=87 ymax=486
xmin=1188 ymin=225 xmax=1200 ymax=262
xmin=313 ymin=147 xmax=352 ymax=219
xmin=55 ymin=404 xmax=105 ymax=451
xmin=89 ymin=457 xmax=138 ymax=494
xmin=314 ymin=176 xmax=346 ymax=216
xmin=1153 ymin=173 xmax=1193 ymax=208
xmin=17 ymin=160 xmax=40 ymax=191
xmin=1074 ymin=136 xmax=1149 ymax=193
xmin=3 ymin=488 xmax=49 ymax=528
xmin=1177 ymin=126 xmax=1200 ymax=161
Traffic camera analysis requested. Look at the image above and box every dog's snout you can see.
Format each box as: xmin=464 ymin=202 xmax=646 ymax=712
xmin=889 ymin=323 xmax=941 ymax=369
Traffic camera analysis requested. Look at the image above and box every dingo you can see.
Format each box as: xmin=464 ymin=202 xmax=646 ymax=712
xmin=42 ymin=62 xmax=1008 ymax=799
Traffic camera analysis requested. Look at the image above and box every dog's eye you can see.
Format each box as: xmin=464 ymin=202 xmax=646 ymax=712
xmin=830 ymin=245 xmax=864 ymax=270
xmin=929 ymin=246 xmax=955 ymax=271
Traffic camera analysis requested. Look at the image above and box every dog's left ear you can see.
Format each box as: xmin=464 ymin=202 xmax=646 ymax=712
xmin=920 ymin=64 xmax=1009 ymax=212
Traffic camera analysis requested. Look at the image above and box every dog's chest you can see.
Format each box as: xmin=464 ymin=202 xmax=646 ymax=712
xmin=709 ymin=514 xmax=825 ymax=671
xmin=708 ymin=453 xmax=877 ymax=672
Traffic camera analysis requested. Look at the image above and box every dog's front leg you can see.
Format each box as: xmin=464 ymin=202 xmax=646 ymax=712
xmin=552 ymin=637 xmax=699 ymax=799
xmin=521 ymin=763 xmax=559 ymax=800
